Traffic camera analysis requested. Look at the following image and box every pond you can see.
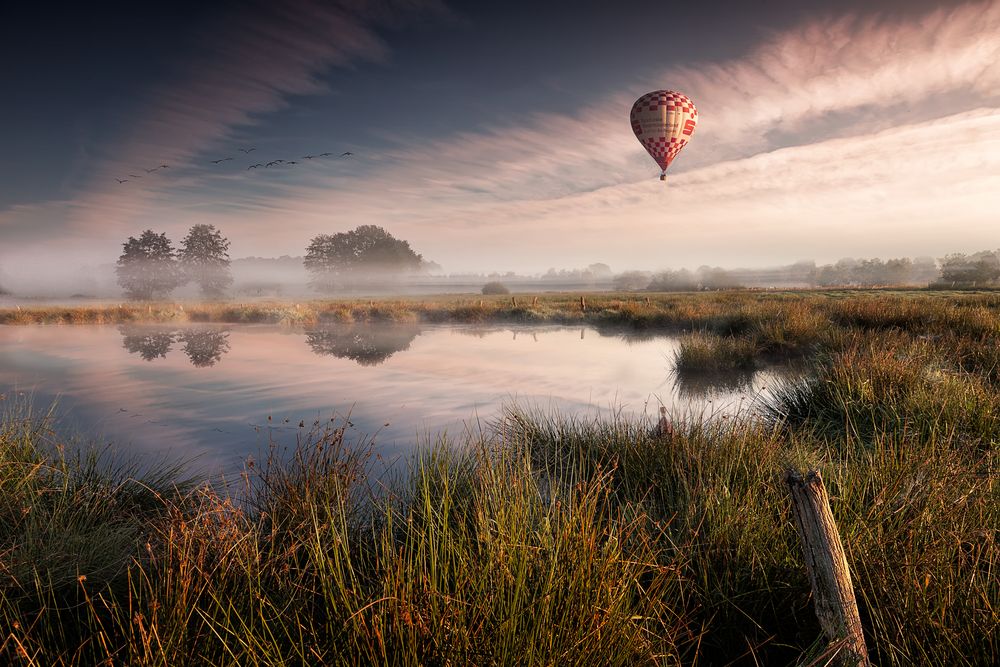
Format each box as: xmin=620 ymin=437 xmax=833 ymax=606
xmin=0 ymin=323 xmax=786 ymax=476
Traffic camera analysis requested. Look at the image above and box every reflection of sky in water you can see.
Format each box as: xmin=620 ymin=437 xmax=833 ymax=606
xmin=0 ymin=324 xmax=783 ymax=476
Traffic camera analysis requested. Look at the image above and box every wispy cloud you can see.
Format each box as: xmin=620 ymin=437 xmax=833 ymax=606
xmin=3 ymin=0 xmax=1000 ymax=278
xmin=215 ymin=0 xmax=1000 ymax=269
xmin=12 ymin=0 xmax=446 ymax=243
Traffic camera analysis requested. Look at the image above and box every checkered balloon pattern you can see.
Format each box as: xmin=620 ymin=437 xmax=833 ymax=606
xmin=630 ymin=90 xmax=697 ymax=175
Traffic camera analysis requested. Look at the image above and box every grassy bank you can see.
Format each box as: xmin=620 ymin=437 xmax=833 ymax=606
xmin=3 ymin=289 xmax=999 ymax=331
xmin=2 ymin=291 xmax=999 ymax=665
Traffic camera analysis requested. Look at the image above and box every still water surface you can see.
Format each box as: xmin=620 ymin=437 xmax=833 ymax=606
xmin=0 ymin=324 xmax=782 ymax=475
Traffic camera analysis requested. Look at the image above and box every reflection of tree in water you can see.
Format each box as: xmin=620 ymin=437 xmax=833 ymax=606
xmin=120 ymin=327 xmax=175 ymax=361
xmin=178 ymin=329 xmax=231 ymax=367
xmin=306 ymin=325 xmax=420 ymax=366
xmin=119 ymin=326 xmax=230 ymax=366
xmin=672 ymin=367 xmax=757 ymax=398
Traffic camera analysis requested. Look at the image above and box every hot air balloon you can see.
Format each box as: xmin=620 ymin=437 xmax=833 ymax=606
xmin=630 ymin=90 xmax=697 ymax=181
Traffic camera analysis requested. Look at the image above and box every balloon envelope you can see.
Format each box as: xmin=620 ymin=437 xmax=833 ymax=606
xmin=630 ymin=90 xmax=697 ymax=179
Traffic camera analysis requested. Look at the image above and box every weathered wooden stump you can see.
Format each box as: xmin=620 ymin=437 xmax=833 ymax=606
xmin=786 ymin=469 xmax=869 ymax=667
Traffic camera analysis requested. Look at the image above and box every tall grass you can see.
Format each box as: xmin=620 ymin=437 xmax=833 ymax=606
xmin=2 ymin=291 xmax=999 ymax=664
xmin=2 ymin=402 xmax=996 ymax=664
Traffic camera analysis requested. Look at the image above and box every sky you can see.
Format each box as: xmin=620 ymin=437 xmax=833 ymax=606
xmin=1 ymin=0 xmax=999 ymax=282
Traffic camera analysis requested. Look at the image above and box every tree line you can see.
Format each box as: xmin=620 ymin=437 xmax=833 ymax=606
xmin=116 ymin=224 xmax=423 ymax=300
xmin=112 ymin=223 xmax=999 ymax=299
xmin=611 ymin=251 xmax=1000 ymax=291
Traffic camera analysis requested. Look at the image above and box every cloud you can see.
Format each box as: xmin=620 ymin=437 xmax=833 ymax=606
xmin=361 ymin=0 xmax=1000 ymax=199
xmin=4 ymin=0 xmax=1000 ymax=279
xmin=2 ymin=0 xmax=447 ymax=244
xmin=247 ymin=107 xmax=1000 ymax=271
xmin=203 ymin=0 xmax=1000 ymax=269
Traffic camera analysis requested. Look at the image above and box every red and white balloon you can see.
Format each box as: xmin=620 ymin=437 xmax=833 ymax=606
xmin=630 ymin=90 xmax=697 ymax=181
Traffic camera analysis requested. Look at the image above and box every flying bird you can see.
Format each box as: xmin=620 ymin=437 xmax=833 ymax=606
xmin=211 ymin=157 xmax=233 ymax=164
xmin=318 ymin=152 xmax=332 ymax=157
xmin=247 ymin=163 xmax=264 ymax=170
xmin=340 ymin=152 xmax=354 ymax=157
xmin=302 ymin=154 xmax=318 ymax=159
xmin=159 ymin=164 xmax=169 ymax=169
xmin=128 ymin=174 xmax=141 ymax=178
xmin=115 ymin=178 xmax=128 ymax=184
xmin=285 ymin=161 xmax=298 ymax=165
xmin=238 ymin=147 xmax=256 ymax=154
xmin=144 ymin=167 xmax=159 ymax=173
xmin=265 ymin=160 xmax=285 ymax=167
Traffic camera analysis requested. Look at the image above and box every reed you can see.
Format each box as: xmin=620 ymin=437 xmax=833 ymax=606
xmin=1 ymin=290 xmax=998 ymax=664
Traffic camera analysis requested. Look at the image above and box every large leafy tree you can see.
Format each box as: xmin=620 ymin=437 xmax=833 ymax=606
xmin=116 ymin=230 xmax=183 ymax=300
xmin=179 ymin=224 xmax=233 ymax=298
xmin=304 ymin=225 xmax=423 ymax=292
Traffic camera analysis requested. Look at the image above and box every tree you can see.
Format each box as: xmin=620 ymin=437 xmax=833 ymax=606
xmin=883 ymin=258 xmax=913 ymax=285
xmin=697 ymin=265 xmax=741 ymax=290
xmin=613 ymin=271 xmax=651 ymax=291
xmin=116 ymin=230 xmax=183 ymax=300
xmin=647 ymin=269 xmax=697 ymax=292
xmin=304 ymin=225 xmax=423 ymax=292
xmin=939 ymin=251 xmax=1000 ymax=286
xmin=179 ymin=224 xmax=232 ymax=298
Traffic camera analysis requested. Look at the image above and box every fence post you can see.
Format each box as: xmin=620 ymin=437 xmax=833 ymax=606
xmin=786 ymin=469 xmax=869 ymax=667
xmin=580 ymin=295 xmax=586 ymax=311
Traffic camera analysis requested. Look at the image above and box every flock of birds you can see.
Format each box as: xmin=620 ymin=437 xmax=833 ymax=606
xmin=115 ymin=147 xmax=354 ymax=184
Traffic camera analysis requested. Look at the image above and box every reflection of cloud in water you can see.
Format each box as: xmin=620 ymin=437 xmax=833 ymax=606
xmin=119 ymin=326 xmax=231 ymax=367
xmin=305 ymin=324 xmax=420 ymax=366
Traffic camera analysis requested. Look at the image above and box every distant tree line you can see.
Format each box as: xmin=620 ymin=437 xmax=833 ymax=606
xmin=811 ymin=257 xmax=939 ymax=287
xmin=613 ymin=265 xmax=744 ymax=292
xmin=114 ymin=224 xmax=999 ymax=299
xmin=934 ymin=251 xmax=1000 ymax=287
xmin=610 ymin=250 xmax=1000 ymax=292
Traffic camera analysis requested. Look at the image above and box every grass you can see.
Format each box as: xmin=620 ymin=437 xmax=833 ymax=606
xmin=1 ymin=290 xmax=999 ymax=665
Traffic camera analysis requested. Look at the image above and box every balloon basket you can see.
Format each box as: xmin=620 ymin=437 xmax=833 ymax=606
xmin=659 ymin=173 xmax=666 ymax=181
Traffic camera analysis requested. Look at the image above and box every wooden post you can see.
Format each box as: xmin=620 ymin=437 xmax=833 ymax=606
xmin=580 ymin=295 xmax=586 ymax=311
xmin=786 ymin=469 xmax=869 ymax=667
xmin=511 ymin=296 xmax=517 ymax=307
xmin=479 ymin=299 xmax=483 ymax=308
xmin=532 ymin=296 xmax=538 ymax=306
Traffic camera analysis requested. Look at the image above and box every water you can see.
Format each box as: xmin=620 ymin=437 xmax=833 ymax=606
xmin=0 ymin=323 xmax=785 ymax=476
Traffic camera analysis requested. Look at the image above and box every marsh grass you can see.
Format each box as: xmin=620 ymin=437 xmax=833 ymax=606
xmin=674 ymin=333 xmax=759 ymax=371
xmin=2 ymin=290 xmax=999 ymax=665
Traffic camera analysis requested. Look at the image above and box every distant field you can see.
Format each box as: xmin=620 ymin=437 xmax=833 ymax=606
xmin=2 ymin=289 xmax=997 ymax=665
xmin=2 ymin=287 xmax=1000 ymax=328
